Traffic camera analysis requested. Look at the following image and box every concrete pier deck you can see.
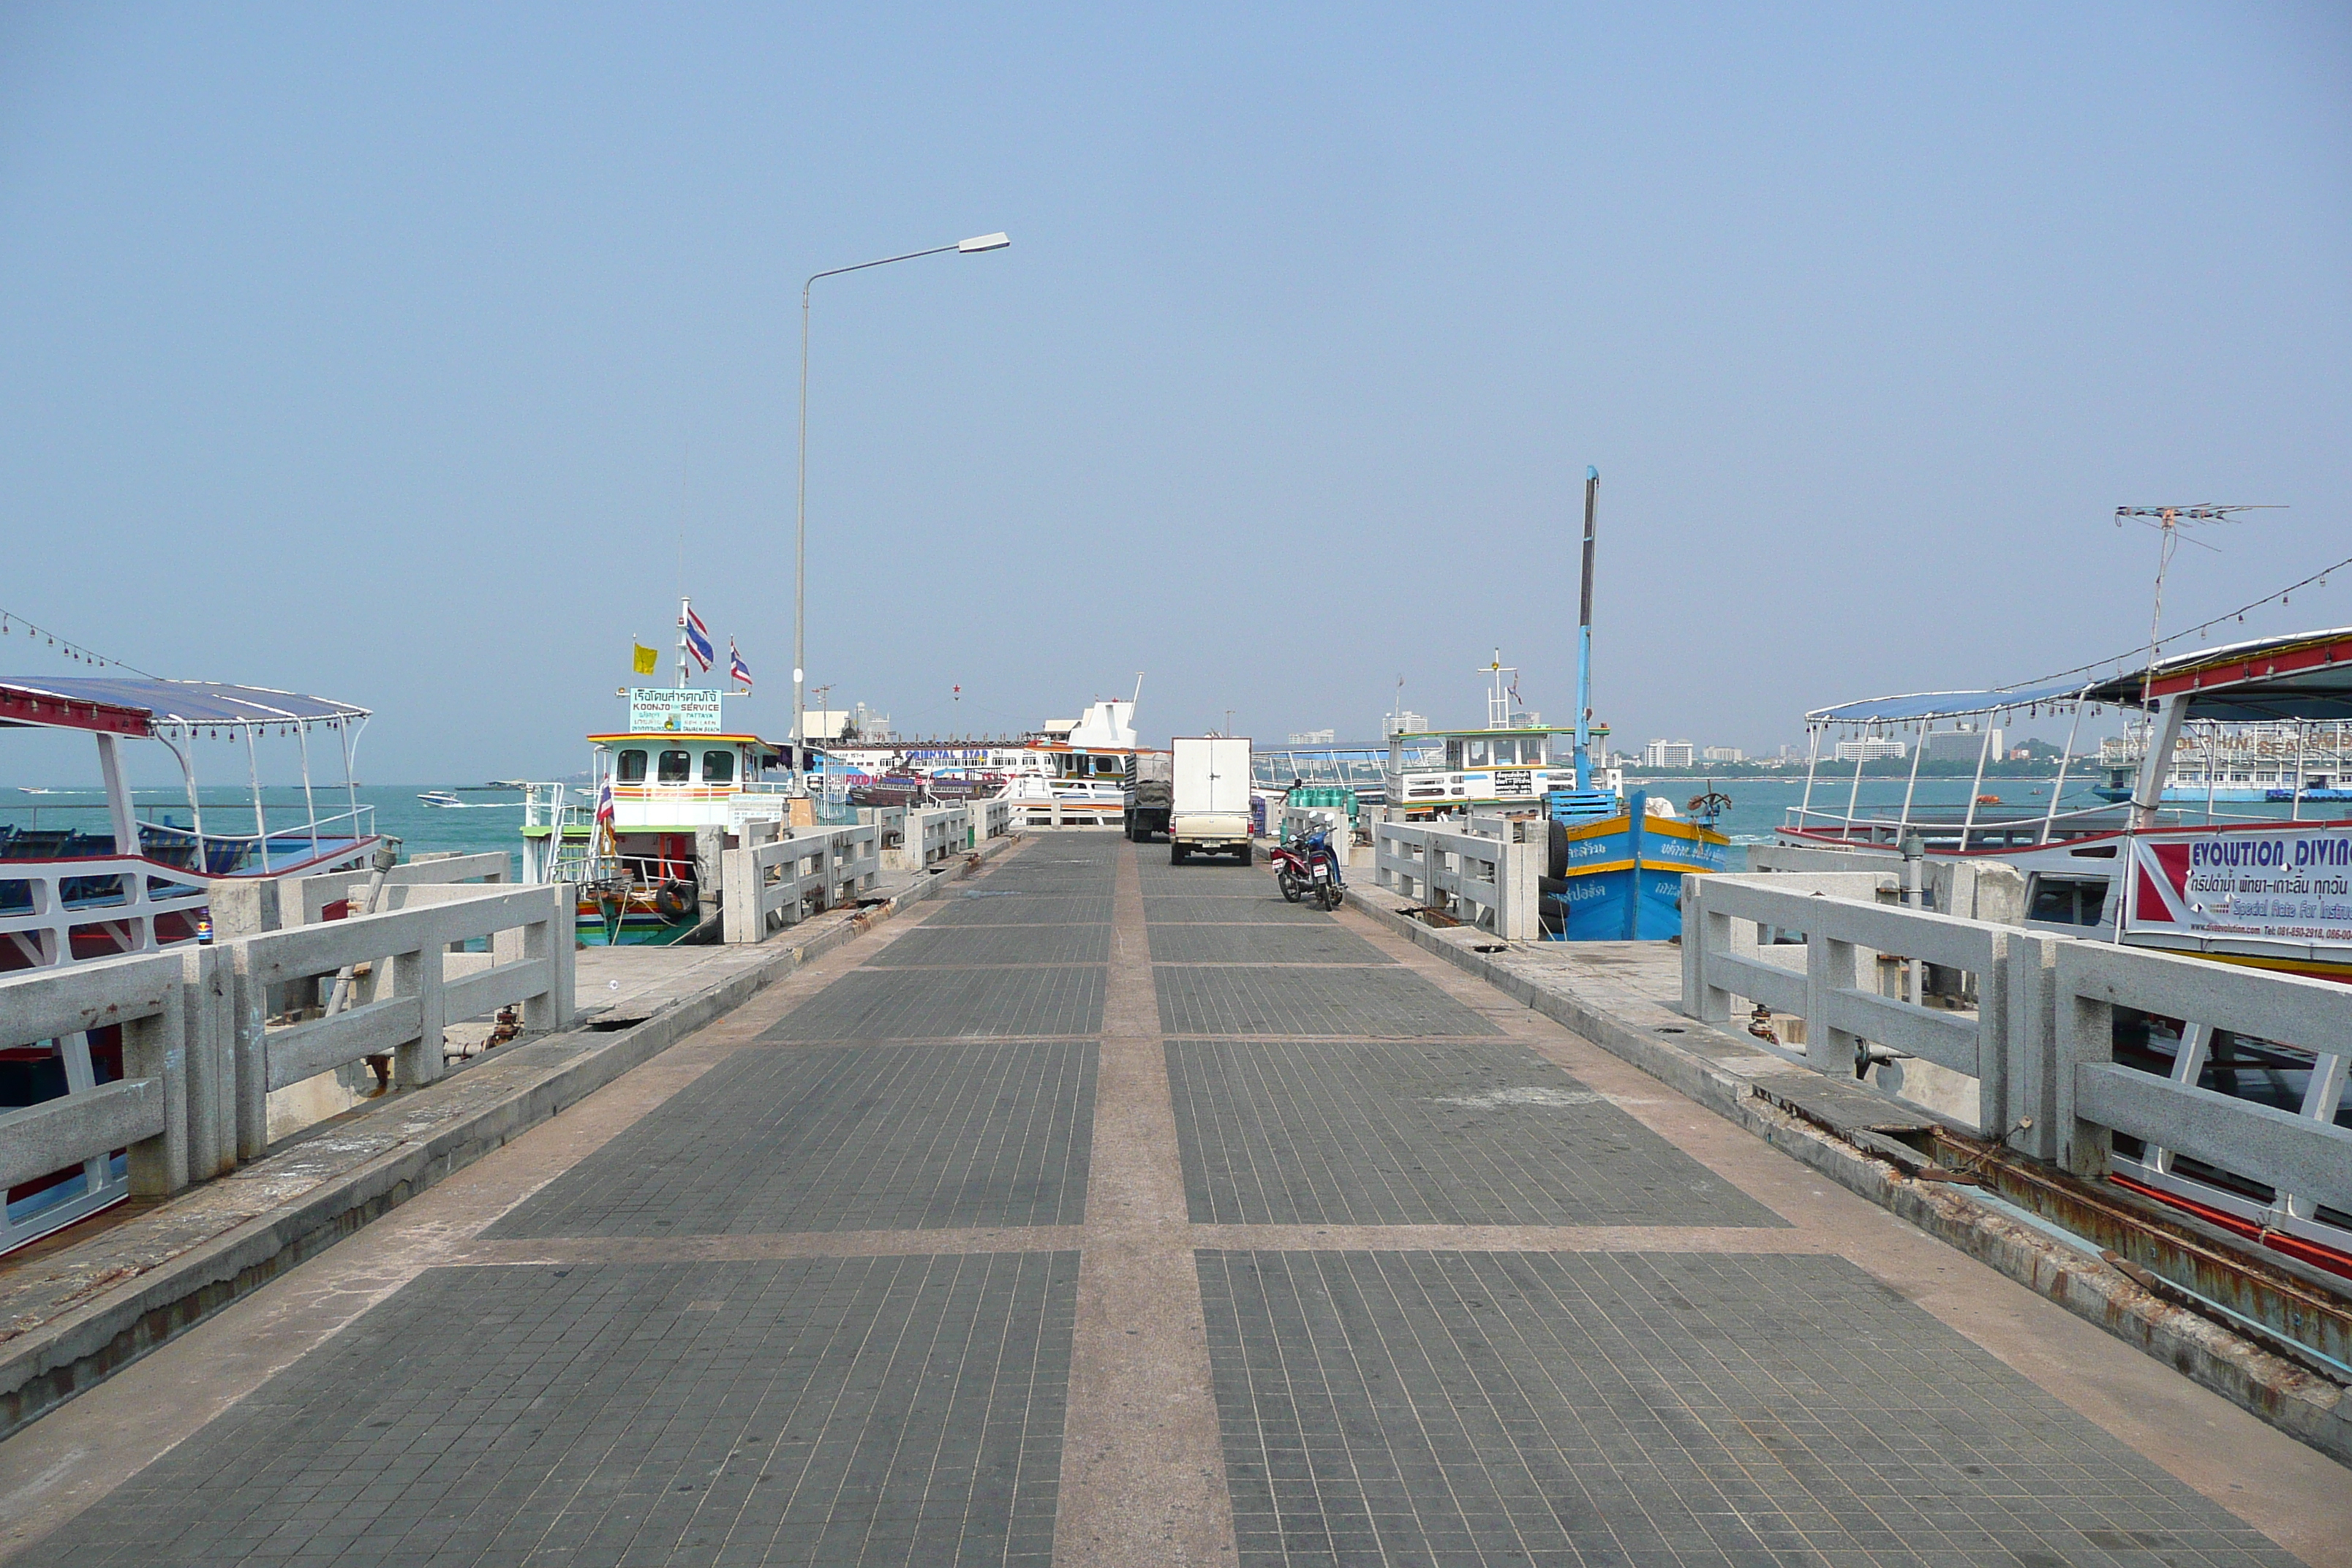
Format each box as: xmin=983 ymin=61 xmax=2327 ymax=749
xmin=2 ymin=833 xmax=2345 ymax=1566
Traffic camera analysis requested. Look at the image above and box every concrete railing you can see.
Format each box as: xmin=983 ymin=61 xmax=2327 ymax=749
xmin=1681 ymin=874 xmax=2352 ymax=1249
xmin=293 ymin=850 xmax=510 ymax=925
xmin=888 ymin=807 xmax=972 ymax=872
xmin=1681 ymin=872 xmax=2033 ymax=1137
xmin=0 ymin=950 xmax=195 ymax=1205
xmin=1373 ymin=819 xmax=1539 ymax=938
xmin=230 ymin=884 xmax=576 ymax=1158
xmin=856 ymin=805 xmax=909 ymax=852
xmin=0 ymin=881 xmax=573 ymax=1224
xmin=722 ymin=825 xmax=882 ymax=943
xmin=2053 ymin=940 xmax=2352 ymax=1233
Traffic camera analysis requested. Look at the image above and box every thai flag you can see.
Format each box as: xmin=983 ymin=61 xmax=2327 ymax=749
xmin=728 ymin=639 xmax=753 ymax=690
xmin=595 ymin=779 xmax=615 ymax=825
xmin=682 ymin=607 xmax=715 ymax=673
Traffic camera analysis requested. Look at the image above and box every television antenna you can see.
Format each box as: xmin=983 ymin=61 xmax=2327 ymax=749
xmin=2114 ymin=503 xmax=2283 ymax=705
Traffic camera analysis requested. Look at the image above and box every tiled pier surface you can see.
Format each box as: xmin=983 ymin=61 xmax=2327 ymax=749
xmin=3 ymin=835 xmax=2346 ymax=1567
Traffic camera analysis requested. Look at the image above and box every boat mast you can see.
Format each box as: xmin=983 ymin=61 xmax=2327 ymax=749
xmin=1573 ymin=466 xmax=1598 ymax=792
xmin=676 ymin=595 xmax=690 ymax=690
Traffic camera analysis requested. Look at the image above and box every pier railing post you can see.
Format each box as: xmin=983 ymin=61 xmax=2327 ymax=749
xmin=393 ymin=935 xmax=445 ymax=1089
xmin=180 ymin=945 xmax=238 ymax=1180
xmin=121 ymin=981 xmax=189 ymax=1198
xmin=1807 ymin=934 xmax=1860 ymax=1081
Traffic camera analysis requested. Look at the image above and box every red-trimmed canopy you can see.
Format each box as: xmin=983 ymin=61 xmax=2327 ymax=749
xmin=2084 ymin=627 xmax=2352 ymax=722
xmin=0 ymin=677 xmax=370 ymax=736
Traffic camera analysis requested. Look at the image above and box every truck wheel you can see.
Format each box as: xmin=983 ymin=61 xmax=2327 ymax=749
xmin=1235 ymin=843 xmax=1252 ymax=866
xmin=1172 ymin=845 xmax=1188 ymax=865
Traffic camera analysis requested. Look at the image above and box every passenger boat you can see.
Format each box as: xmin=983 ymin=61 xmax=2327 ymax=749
xmin=813 ymin=697 xmax=1150 ymax=829
xmin=1 ymin=674 xmax=380 ymax=1254
xmin=2087 ymin=720 xmax=2352 ymax=804
xmin=1779 ymin=626 xmax=2352 ymax=983
xmin=519 ymin=708 xmax=794 ymax=946
xmin=1382 ymin=664 xmax=1619 ymax=816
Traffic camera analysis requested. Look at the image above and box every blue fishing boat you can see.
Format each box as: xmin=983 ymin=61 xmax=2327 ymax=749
xmin=1537 ymin=468 xmax=1730 ymax=941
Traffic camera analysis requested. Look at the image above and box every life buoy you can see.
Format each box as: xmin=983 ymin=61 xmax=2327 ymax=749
xmin=654 ymin=880 xmax=698 ymax=921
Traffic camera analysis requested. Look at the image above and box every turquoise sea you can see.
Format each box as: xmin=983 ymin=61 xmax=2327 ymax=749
xmin=1 ymin=785 xmax=539 ymax=875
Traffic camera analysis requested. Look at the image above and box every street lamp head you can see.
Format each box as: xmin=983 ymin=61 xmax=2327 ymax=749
xmin=957 ymin=232 xmax=1011 ymax=253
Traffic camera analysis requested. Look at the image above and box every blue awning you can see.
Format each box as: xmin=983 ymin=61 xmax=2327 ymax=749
xmin=1805 ymin=679 xmax=2095 ymax=727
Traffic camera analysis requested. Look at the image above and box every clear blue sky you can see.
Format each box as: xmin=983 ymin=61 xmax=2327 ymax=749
xmin=4 ymin=4 xmax=2348 ymax=782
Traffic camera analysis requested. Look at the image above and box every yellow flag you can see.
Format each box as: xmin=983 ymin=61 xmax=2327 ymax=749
xmin=631 ymin=643 xmax=659 ymax=676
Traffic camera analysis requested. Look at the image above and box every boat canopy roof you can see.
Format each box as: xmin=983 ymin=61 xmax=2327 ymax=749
xmin=2080 ymin=626 xmax=2352 ymax=722
xmin=1806 ymin=626 xmax=2352 ymax=728
xmin=0 ymin=676 xmax=370 ymax=736
xmin=1805 ymin=679 xmax=2092 ymax=728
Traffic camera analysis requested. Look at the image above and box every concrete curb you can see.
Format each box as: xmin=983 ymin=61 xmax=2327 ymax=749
xmin=1351 ymin=889 xmax=2352 ymax=1465
xmin=0 ymin=833 xmax=1020 ymax=1441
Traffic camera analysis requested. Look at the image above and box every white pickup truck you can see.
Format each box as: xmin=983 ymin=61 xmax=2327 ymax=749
xmin=1169 ymin=736 xmax=1253 ymax=865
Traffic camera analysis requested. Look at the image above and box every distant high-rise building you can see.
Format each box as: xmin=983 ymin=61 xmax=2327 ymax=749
xmin=1700 ymin=746 xmax=1745 ymax=764
xmin=1286 ymin=728 xmax=1337 ymax=745
xmin=1642 ymin=739 xmax=1697 ymax=769
xmin=1833 ymin=737 xmax=1907 ymax=762
xmin=1923 ymin=725 xmax=2004 ymax=764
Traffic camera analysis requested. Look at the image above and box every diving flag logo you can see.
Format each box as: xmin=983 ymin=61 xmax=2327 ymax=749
xmin=631 ymin=643 xmax=659 ymax=676
xmin=682 ymin=607 xmax=715 ymax=673
xmin=728 ymin=639 xmax=753 ymax=690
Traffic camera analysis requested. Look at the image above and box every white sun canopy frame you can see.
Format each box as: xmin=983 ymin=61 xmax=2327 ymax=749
xmin=0 ymin=676 xmax=372 ymax=867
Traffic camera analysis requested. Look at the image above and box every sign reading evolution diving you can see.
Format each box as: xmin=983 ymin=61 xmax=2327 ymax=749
xmin=2127 ymin=825 xmax=2352 ymax=946
xmin=626 ymin=687 xmax=725 ymax=734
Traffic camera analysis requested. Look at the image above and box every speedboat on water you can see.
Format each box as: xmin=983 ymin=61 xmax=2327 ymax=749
xmin=417 ymin=791 xmax=463 ymax=807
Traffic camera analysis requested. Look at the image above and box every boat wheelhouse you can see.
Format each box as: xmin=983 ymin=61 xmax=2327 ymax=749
xmin=521 ymin=725 xmax=789 ymax=945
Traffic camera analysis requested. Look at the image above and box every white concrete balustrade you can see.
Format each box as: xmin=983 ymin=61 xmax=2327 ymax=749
xmin=1373 ymin=818 xmax=1539 ymax=938
xmin=1681 ymin=871 xmax=2352 ymax=1253
xmin=722 ymin=824 xmax=882 ymax=943
xmin=229 ymin=883 xmax=574 ymax=1159
xmin=0 ymin=881 xmax=573 ymax=1224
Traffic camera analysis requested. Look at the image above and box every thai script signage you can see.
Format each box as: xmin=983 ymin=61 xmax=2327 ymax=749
xmin=627 ymin=687 xmax=724 ymax=734
xmin=2127 ymin=826 xmax=2352 ymax=946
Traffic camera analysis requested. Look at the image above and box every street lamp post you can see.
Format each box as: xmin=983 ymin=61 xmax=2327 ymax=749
xmin=794 ymin=231 xmax=1009 ymax=794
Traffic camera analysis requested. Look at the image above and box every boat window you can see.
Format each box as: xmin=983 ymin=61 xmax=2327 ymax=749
xmin=701 ymin=750 xmax=735 ymax=783
xmin=2027 ymin=875 xmax=2107 ymax=927
xmin=1463 ymin=739 xmax=1490 ymax=768
xmin=616 ymin=750 xmax=648 ymax=783
xmin=657 ymin=750 xmax=692 ymax=783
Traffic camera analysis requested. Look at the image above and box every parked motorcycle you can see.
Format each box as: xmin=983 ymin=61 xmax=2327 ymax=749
xmin=1270 ymin=817 xmax=1345 ymax=910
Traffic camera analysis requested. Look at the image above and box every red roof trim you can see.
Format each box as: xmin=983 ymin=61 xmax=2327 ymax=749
xmin=0 ymin=683 xmax=151 ymax=736
xmin=2144 ymin=634 xmax=2352 ymax=699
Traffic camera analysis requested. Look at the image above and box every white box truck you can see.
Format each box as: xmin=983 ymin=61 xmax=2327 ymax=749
xmin=1170 ymin=736 xmax=1253 ymax=864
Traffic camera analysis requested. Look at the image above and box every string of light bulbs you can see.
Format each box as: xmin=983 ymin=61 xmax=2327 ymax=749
xmin=0 ymin=608 xmax=160 ymax=679
xmin=2006 ymin=551 xmax=2350 ymax=695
